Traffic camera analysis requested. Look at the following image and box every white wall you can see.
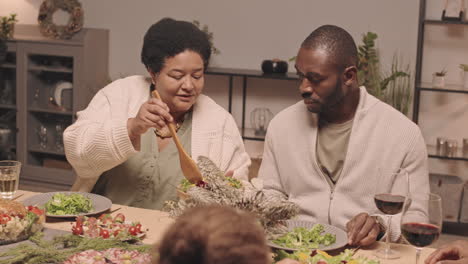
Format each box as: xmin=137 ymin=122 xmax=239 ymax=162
xmin=3 ymin=0 xmax=467 ymax=182
xmin=0 ymin=0 xmax=419 ymax=78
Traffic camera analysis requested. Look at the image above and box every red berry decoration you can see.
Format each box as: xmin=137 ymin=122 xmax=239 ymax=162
xmin=196 ymin=180 xmax=207 ymax=188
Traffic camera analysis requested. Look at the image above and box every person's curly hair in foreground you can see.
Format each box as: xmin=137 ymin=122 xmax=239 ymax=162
xmin=155 ymin=205 xmax=271 ymax=264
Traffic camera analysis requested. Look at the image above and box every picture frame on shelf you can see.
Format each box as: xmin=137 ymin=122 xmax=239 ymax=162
xmin=442 ymin=0 xmax=465 ymax=21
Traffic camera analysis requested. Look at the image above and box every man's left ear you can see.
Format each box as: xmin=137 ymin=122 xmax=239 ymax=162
xmin=343 ymin=66 xmax=357 ymax=86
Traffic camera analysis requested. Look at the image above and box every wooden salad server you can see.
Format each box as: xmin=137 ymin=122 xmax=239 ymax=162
xmin=152 ymin=90 xmax=203 ymax=184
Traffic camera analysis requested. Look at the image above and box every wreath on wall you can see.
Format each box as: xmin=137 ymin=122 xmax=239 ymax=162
xmin=38 ymin=0 xmax=84 ymax=40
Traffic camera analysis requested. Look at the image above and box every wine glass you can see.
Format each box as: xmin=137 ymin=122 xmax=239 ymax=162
xmin=37 ymin=125 xmax=48 ymax=149
xmin=373 ymin=168 xmax=409 ymax=259
xmin=55 ymin=124 xmax=64 ymax=151
xmin=401 ymin=193 xmax=442 ymax=264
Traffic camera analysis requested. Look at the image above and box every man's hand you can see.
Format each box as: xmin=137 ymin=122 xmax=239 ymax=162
xmin=346 ymin=212 xmax=380 ymax=246
xmin=425 ymin=240 xmax=468 ymax=264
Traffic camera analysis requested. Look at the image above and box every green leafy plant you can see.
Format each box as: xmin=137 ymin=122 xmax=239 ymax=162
xmin=192 ymin=20 xmax=220 ymax=55
xmin=357 ymin=32 xmax=412 ymax=116
xmin=459 ymin=64 xmax=468 ymax=72
xmin=434 ymin=68 xmax=447 ymax=76
xmin=0 ymin=14 xmax=18 ymax=40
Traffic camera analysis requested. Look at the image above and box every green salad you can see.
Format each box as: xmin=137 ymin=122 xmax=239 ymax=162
xmin=273 ymin=224 xmax=336 ymax=250
xmin=45 ymin=193 xmax=93 ymax=215
xmin=179 ymin=176 xmax=242 ymax=193
xmin=275 ymin=249 xmax=380 ymax=264
xmin=179 ymin=178 xmax=195 ymax=192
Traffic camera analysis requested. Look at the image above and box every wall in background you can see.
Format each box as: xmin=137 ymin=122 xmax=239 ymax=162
xmin=2 ymin=0 xmax=467 ymax=182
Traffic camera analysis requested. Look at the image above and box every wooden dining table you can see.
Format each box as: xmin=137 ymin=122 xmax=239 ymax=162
xmin=14 ymin=190 xmax=437 ymax=264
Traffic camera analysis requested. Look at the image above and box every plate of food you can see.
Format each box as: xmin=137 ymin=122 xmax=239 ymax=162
xmin=0 ymin=199 xmax=45 ymax=245
xmin=21 ymin=191 xmax=112 ymax=218
xmin=275 ymin=248 xmax=379 ymax=264
xmin=268 ymin=220 xmax=348 ymax=251
xmin=71 ymin=213 xmax=147 ymax=241
xmin=63 ymin=248 xmax=153 ymax=264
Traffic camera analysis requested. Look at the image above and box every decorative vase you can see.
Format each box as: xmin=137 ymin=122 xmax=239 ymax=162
xmin=261 ymin=59 xmax=288 ymax=74
xmin=432 ymin=74 xmax=445 ymax=89
xmin=250 ymin=108 xmax=273 ymax=136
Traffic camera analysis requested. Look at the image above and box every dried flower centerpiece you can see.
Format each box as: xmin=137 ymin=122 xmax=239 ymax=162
xmin=166 ymin=156 xmax=299 ymax=237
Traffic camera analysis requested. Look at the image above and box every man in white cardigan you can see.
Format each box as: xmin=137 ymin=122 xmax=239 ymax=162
xmin=258 ymin=25 xmax=429 ymax=247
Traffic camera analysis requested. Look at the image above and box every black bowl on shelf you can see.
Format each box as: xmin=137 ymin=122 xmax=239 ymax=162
xmin=261 ymin=59 xmax=288 ymax=74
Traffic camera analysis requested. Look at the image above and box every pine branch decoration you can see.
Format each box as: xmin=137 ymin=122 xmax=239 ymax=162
xmin=166 ymin=156 xmax=299 ymax=237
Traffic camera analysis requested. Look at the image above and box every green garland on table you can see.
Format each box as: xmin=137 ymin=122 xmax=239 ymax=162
xmin=37 ymin=0 xmax=84 ymax=39
xmin=0 ymin=232 xmax=152 ymax=264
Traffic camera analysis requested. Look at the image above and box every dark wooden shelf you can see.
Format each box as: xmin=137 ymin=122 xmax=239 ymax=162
xmin=28 ymin=64 xmax=73 ymax=73
xmin=0 ymin=63 xmax=16 ymax=69
xmin=0 ymin=104 xmax=16 ymax=110
xmin=28 ymin=107 xmax=73 ymax=116
xmin=417 ymin=83 xmax=468 ymax=94
xmin=206 ymin=67 xmax=298 ymax=81
xmin=29 ymin=146 xmax=65 ymax=156
xmin=2 ymin=145 xmax=16 ymax=151
xmin=427 ymin=145 xmax=468 ymax=161
xmin=424 ymin=19 xmax=468 ymax=25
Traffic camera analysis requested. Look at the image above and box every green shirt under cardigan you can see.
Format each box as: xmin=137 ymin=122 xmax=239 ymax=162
xmin=92 ymin=113 xmax=192 ymax=210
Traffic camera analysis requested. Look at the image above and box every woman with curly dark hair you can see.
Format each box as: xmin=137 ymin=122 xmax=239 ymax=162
xmin=155 ymin=205 xmax=271 ymax=264
xmin=64 ymin=18 xmax=250 ymax=209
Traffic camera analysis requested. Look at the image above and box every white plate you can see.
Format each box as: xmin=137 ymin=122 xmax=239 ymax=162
xmin=21 ymin=192 xmax=112 ymax=218
xmin=268 ymin=220 xmax=348 ymax=251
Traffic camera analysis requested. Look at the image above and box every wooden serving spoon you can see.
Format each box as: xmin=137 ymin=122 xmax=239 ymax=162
xmin=152 ymin=90 xmax=203 ymax=184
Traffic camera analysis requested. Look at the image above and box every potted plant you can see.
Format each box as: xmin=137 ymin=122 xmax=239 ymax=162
xmin=460 ymin=64 xmax=468 ymax=89
xmin=0 ymin=14 xmax=18 ymax=64
xmin=432 ymin=69 xmax=447 ymax=89
xmin=357 ymin=32 xmax=412 ymax=116
xmin=0 ymin=14 xmax=18 ymax=40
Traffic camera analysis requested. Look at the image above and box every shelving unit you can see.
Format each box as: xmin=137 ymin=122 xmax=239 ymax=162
xmin=1 ymin=24 xmax=108 ymax=188
xmin=206 ymin=67 xmax=298 ymax=141
xmin=0 ymin=44 xmax=17 ymax=164
xmin=412 ymin=0 xmax=468 ymax=230
xmin=413 ymin=1 xmax=468 ymax=155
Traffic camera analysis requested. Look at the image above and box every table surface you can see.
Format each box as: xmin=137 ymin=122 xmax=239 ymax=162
xmin=14 ymin=190 xmax=437 ymax=264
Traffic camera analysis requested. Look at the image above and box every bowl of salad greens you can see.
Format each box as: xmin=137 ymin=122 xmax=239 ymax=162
xmin=269 ymin=220 xmax=348 ymax=251
xmin=21 ymin=192 xmax=112 ymax=218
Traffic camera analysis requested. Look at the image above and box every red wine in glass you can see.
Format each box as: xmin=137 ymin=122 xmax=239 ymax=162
xmin=374 ymin=194 xmax=406 ymax=215
xmin=401 ymin=222 xmax=440 ymax=247
xmin=401 ymin=193 xmax=442 ymax=264
xmin=373 ymin=168 xmax=409 ymax=259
